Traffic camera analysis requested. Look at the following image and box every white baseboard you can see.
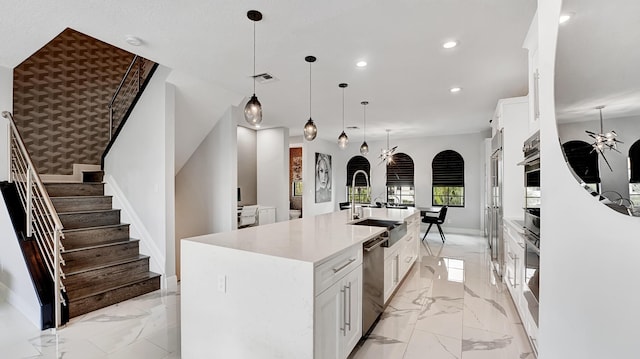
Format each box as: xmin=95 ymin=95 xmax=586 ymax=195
xmin=164 ymin=275 xmax=178 ymax=292
xmin=103 ymin=175 xmax=165 ymax=281
xmin=40 ymin=164 xmax=101 ymax=183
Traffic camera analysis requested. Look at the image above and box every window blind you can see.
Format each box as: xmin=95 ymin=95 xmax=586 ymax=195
xmin=562 ymin=140 xmax=600 ymax=183
xmin=346 ymin=155 xmax=371 ymax=186
xmin=432 ymin=150 xmax=464 ymax=186
xmin=630 ymin=140 xmax=640 ymax=183
xmin=386 ymin=153 xmax=414 ymax=186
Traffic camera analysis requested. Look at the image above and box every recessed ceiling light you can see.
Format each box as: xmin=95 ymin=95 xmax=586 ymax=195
xmin=442 ymin=41 xmax=458 ymax=49
xmin=450 ymin=87 xmax=462 ymax=93
xmin=125 ymin=35 xmax=143 ymax=46
xmin=356 ymin=61 xmax=367 ymax=68
xmin=559 ymin=14 xmax=572 ymax=24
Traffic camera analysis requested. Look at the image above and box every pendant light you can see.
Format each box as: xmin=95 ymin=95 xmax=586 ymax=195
xmin=244 ymin=10 xmax=263 ymax=126
xmin=586 ymin=105 xmax=623 ymax=171
xmin=303 ymin=56 xmax=318 ymax=141
xmin=360 ymin=101 xmax=369 ymax=155
xmin=337 ymin=83 xmax=349 ymax=149
xmin=379 ymin=129 xmax=398 ymax=165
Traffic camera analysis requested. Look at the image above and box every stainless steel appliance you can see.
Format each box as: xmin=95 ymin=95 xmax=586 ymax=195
xmin=362 ymin=236 xmax=387 ymax=335
xmin=488 ymin=130 xmax=504 ymax=277
xmin=519 ymin=131 xmax=540 ymax=326
xmin=351 ymin=219 xmax=407 ymax=248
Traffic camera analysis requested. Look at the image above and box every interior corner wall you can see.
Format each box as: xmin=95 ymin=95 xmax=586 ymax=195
xmin=539 ymin=1 xmax=640 ymax=357
xmin=302 ymin=138 xmax=340 ymax=217
xmin=175 ymin=106 xmax=238 ymax=278
xmin=257 ymin=127 xmax=289 ymax=222
xmin=103 ymin=65 xmax=174 ymax=280
xmin=237 ymin=126 xmax=257 ymax=206
xmin=0 ymin=65 xmax=12 ymax=181
xmin=0 ymin=192 xmax=40 ymax=328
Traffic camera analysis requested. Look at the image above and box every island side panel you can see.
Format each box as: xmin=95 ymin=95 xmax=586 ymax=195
xmin=181 ymin=240 xmax=315 ymax=359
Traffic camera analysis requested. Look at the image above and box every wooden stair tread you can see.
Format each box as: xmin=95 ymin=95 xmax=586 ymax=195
xmin=67 ymin=271 xmax=158 ymax=301
xmin=66 ymin=271 xmax=160 ymax=302
xmin=62 ymin=223 xmax=129 ymax=233
xmin=57 ymin=208 xmax=119 ymax=216
xmin=51 ymin=195 xmax=112 ymax=200
xmin=64 ymin=254 xmax=150 ymax=276
xmin=63 ymin=238 xmax=139 ymax=253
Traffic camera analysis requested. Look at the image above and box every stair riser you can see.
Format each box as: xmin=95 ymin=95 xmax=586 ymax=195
xmin=63 ymin=225 xmax=130 ymax=250
xmin=65 ymin=257 xmax=150 ymax=295
xmin=82 ymin=171 xmax=104 ymax=183
xmin=64 ymin=241 xmax=139 ymax=272
xmin=51 ymin=196 xmax=112 ymax=212
xmin=45 ymin=183 xmax=104 ymax=197
xmin=68 ymin=275 xmax=161 ymax=318
xmin=59 ymin=210 xmax=120 ymax=229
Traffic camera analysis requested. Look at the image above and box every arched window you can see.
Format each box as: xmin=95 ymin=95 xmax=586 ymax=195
xmin=562 ymin=140 xmax=600 ymax=192
xmin=629 ymin=139 xmax=640 ymax=205
xmin=432 ymin=150 xmax=465 ymax=207
xmin=346 ymin=156 xmax=371 ymax=203
xmin=386 ymin=153 xmax=415 ymax=205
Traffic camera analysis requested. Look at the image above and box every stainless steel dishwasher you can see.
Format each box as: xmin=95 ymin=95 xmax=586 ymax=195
xmin=362 ymin=235 xmax=387 ymax=336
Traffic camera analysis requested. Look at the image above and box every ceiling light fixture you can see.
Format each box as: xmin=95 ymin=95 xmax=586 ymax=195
xmin=443 ymin=41 xmax=458 ymax=49
xmin=450 ymin=87 xmax=462 ymax=93
xmin=379 ymin=129 xmax=398 ymax=165
xmin=586 ymin=105 xmax=623 ymax=171
xmin=360 ymin=101 xmax=369 ymax=155
xmin=303 ymin=56 xmax=318 ymax=141
xmin=559 ymin=14 xmax=572 ymax=24
xmin=125 ymin=35 xmax=143 ymax=46
xmin=337 ymin=83 xmax=349 ymax=149
xmin=356 ymin=61 xmax=367 ymax=68
xmin=244 ymin=10 xmax=263 ymax=126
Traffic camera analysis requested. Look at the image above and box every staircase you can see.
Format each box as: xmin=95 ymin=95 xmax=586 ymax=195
xmin=45 ymin=171 xmax=160 ymax=319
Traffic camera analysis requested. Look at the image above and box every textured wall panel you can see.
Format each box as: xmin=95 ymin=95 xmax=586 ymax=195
xmin=13 ymin=28 xmax=134 ymax=174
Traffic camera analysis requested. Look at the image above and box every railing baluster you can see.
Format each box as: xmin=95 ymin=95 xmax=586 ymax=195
xmin=26 ymin=168 xmax=32 ymax=237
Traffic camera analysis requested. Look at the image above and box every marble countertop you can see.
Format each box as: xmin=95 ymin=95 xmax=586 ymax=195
xmin=184 ymin=207 xmax=419 ymax=264
xmin=503 ymin=217 xmax=525 ymax=234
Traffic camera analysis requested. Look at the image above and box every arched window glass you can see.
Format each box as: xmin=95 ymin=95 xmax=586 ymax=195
xmin=562 ymin=140 xmax=600 ymax=192
xmin=386 ymin=153 xmax=415 ymax=205
xmin=346 ymin=156 xmax=371 ymax=203
xmin=628 ymin=139 xmax=640 ymax=206
xmin=432 ymin=150 xmax=465 ymax=207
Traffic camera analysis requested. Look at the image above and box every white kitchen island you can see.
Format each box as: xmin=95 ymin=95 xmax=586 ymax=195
xmin=181 ymin=208 xmax=420 ymax=359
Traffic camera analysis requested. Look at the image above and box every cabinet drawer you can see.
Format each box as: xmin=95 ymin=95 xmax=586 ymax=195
xmin=315 ymin=246 xmax=362 ymax=294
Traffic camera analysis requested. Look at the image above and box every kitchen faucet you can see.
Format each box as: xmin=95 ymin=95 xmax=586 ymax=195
xmin=351 ymin=170 xmax=370 ymax=219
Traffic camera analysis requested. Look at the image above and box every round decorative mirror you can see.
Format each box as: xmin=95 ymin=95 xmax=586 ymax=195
xmin=555 ymin=0 xmax=640 ymax=216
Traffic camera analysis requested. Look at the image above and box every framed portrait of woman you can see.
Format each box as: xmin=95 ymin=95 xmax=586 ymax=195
xmin=315 ymin=152 xmax=332 ymax=203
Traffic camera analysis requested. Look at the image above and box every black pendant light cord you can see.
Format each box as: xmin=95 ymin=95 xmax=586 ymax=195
xmin=599 ymin=108 xmax=604 ymax=134
xmin=342 ymin=88 xmax=345 ymax=130
xmin=309 ymin=62 xmax=312 ymax=118
xmin=363 ymin=104 xmax=366 ymax=141
xmin=253 ymin=20 xmax=256 ymax=94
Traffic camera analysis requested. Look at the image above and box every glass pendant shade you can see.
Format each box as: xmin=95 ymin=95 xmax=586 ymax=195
xmin=338 ymin=131 xmax=349 ymax=149
xmin=244 ymin=94 xmax=262 ymax=125
xmin=304 ymin=118 xmax=317 ymax=141
xmin=360 ymin=141 xmax=369 ymax=155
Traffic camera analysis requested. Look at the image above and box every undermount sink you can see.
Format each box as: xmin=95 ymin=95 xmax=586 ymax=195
xmin=350 ymin=218 xmax=407 ymax=247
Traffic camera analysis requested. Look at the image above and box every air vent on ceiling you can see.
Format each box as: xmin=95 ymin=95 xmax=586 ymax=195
xmin=253 ymin=73 xmax=278 ymax=84
xmin=346 ymin=126 xmax=360 ymax=130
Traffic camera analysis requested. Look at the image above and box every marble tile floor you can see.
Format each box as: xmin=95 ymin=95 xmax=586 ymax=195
xmin=1 ymin=232 xmax=533 ymax=359
xmin=349 ymin=232 xmax=535 ymax=359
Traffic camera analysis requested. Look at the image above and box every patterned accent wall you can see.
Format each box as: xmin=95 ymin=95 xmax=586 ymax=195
xmin=289 ymin=147 xmax=302 ymax=210
xmin=13 ymin=28 xmax=134 ymax=175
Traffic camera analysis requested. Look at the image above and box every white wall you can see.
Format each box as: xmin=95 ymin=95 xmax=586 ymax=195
xmin=558 ymin=115 xmax=640 ymax=199
xmin=539 ymin=1 xmax=640 ymax=357
xmin=501 ymin=98 xmax=529 ymax=220
xmin=0 ymin=192 xmax=40 ymax=328
xmin=333 ymin=132 xmax=487 ymax=233
xmin=237 ymin=126 xmax=257 ymax=206
xmin=302 ymin=138 xmax=340 ymax=217
xmin=0 ymin=65 xmax=12 ymax=181
xmin=104 ymin=65 xmax=176 ymax=285
xmin=257 ymin=128 xmax=289 ymax=222
xmin=175 ymin=106 xmax=238 ymax=278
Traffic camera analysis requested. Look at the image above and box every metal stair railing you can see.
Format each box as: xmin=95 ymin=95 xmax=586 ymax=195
xmin=1 ymin=111 xmax=66 ymax=329
xmin=108 ymin=55 xmax=154 ymax=140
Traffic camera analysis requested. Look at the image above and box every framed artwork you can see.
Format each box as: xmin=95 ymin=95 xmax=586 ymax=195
xmin=293 ymin=181 xmax=303 ymax=196
xmin=315 ymin=152 xmax=332 ymax=203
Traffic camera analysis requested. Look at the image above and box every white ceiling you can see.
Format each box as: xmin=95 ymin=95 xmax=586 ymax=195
xmin=0 ymin=0 xmax=536 ymax=143
xmin=555 ymin=0 xmax=640 ymax=123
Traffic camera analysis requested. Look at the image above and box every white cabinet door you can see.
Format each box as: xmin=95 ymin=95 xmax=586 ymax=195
xmin=314 ymin=280 xmax=342 ymax=359
xmin=314 ymin=266 xmax=362 ymax=359
xmin=258 ymin=207 xmax=276 ymax=225
xmin=341 ymin=267 xmax=362 ymax=358
xmin=383 ymin=250 xmax=400 ymax=303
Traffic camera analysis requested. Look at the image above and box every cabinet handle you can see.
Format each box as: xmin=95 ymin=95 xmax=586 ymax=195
xmin=341 ymin=286 xmax=347 ymax=336
xmin=333 ymin=258 xmax=356 ymax=273
xmin=345 ymin=282 xmax=352 ymax=331
xmin=513 ymin=257 xmax=518 ymax=287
